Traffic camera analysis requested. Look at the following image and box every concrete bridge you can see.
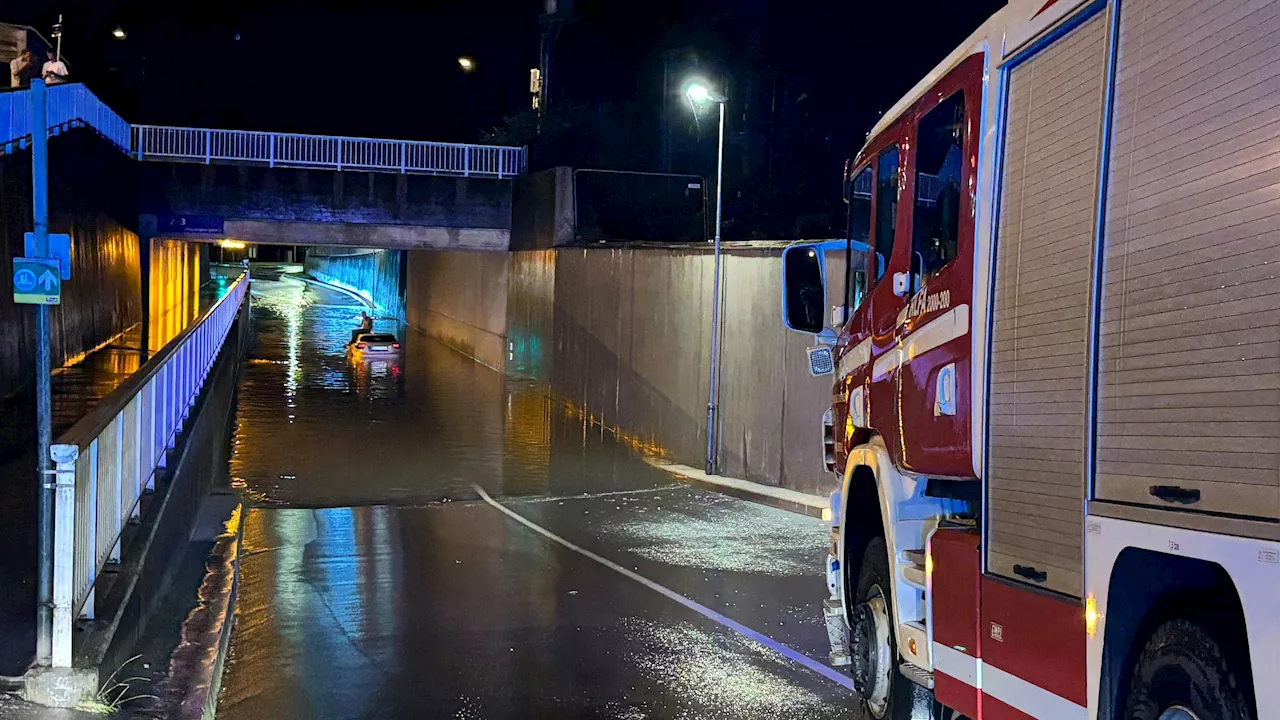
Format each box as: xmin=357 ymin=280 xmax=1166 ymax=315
xmin=1 ymin=84 xmax=524 ymax=252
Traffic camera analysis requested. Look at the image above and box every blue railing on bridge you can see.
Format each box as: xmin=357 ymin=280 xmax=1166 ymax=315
xmin=1 ymin=83 xmax=525 ymax=179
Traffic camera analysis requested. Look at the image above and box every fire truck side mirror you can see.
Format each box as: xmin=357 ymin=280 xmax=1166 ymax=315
xmin=782 ymin=244 xmax=828 ymax=334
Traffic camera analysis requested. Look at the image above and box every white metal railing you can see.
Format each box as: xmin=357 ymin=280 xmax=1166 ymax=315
xmin=47 ymin=272 xmax=249 ymax=667
xmin=133 ymin=125 xmax=526 ymax=178
xmin=1 ymin=84 xmax=526 ymax=178
xmin=0 ymin=83 xmax=131 ymax=154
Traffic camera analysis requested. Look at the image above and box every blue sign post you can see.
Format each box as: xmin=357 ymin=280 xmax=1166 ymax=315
xmin=24 ymin=232 xmax=71 ymax=280
xmin=13 ymin=257 xmax=61 ymax=305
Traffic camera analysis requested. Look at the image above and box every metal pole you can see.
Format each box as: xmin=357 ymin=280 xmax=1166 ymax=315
xmin=705 ymin=99 xmax=725 ymax=475
xmin=30 ymin=78 xmax=54 ymax=665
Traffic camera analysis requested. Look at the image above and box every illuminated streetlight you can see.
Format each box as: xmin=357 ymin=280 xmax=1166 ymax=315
xmin=457 ymin=56 xmax=476 ymax=72
xmin=112 ymin=25 xmax=127 ymax=39
xmin=684 ymin=78 xmax=728 ymax=475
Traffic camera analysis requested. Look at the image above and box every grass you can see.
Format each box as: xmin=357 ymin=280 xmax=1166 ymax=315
xmin=73 ymin=655 xmax=158 ymax=715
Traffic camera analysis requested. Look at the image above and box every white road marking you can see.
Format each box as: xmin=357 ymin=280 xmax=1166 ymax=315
xmin=474 ymin=485 xmax=857 ymax=692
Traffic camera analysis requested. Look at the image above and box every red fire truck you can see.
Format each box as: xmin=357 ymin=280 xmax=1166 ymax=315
xmin=781 ymin=0 xmax=1280 ymax=718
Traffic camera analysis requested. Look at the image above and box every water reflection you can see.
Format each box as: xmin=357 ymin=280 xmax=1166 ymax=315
xmin=228 ymin=504 xmax=402 ymax=720
xmin=230 ymin=271 xmax=670 ymax=508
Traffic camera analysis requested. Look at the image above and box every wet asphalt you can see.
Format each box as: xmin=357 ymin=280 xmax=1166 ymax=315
xmin=216 ymin=268 xmax=856 ymax=719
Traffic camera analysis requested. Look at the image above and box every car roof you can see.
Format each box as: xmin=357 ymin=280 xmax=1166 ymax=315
xmin=358 ymin=333 xmax=397 ymax=342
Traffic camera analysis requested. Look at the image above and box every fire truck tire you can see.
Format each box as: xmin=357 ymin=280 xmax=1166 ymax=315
xmin=853 ymin=537 xmax=933 ymax=720
xmin=1123 ymin=618 xmax=1254 ymax=720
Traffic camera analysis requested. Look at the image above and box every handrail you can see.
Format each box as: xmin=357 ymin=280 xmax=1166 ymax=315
xmin=0 ymin=83 xmax=527 ymax=179
xmin=47 ymin=272 xmax=250 ymax=667
xmin=132 ymin=124 xmax=525 ymax=178
xmin=0 ymin=82 xmax=129 ymax=154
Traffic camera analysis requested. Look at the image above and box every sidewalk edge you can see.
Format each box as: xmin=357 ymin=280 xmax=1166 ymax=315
xmin=641 ymin=457 xmax=828 ymax=519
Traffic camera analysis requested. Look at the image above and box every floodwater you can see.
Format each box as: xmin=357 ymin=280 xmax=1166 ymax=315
xmin=216 ymin=268 xmax=855 ymax=719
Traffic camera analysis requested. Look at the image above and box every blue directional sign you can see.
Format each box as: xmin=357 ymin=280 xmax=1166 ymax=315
xmin=13 ymin=257 xmax=61 ymax=305
xmin=158 ymin=215 xmax=224 ymax=234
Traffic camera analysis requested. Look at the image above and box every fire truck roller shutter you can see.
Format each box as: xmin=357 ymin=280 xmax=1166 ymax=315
xmin=986 ymin=9 xmax=1110 ymax=597
xmin=1095 ymin=0 xmax=1280 ymax=521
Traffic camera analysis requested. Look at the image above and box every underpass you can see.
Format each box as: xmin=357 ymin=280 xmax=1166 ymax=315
xmin=215 ymin=266 xmax=855 ymax=719
xmin=2 ymin=77 xmax=856 ymax=718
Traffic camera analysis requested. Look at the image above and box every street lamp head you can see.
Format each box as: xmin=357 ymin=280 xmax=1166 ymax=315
xmin=457 ymin=56 xmax=476 ymax=72
xmin=684 ymin=80 xmax=725 ymax=105
xmin=112 ymin=25 xmax=127 ymax=39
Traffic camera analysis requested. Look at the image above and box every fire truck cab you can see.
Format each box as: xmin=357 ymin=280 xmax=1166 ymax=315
xmin=784 ymin=0 xmax=1280 ymax=718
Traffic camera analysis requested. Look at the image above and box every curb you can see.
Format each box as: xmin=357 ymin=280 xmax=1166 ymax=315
xmin=289 ymin=273 xmax=373 ymax=309
xmin=167 ymin=502 xmax=243 ymax=720
xmin=641 ymin=457 xmax=828 ymax=519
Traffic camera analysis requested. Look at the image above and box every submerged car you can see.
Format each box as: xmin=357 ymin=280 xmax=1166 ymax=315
xmin=347 ymin=333 xmax=401 ymax=361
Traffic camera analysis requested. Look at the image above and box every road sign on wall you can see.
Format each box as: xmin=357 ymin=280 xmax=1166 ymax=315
xmin=157 ymin=215 xmax=224 ymax=234
xmin=13 ymin=257 xmax=61 ymax=305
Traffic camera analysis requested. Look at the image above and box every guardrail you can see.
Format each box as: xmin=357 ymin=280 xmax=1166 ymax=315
xmin=133 ymin=125 xmax=526 ymax=178
xmin=47 ymin=272 xmax=249 ymax=667
xmin=0 ymin=83 xmax=131 ymax=154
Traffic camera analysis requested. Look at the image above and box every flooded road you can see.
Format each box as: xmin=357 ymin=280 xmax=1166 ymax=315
xmin=217 ymin=269 xmax=855 ymax=719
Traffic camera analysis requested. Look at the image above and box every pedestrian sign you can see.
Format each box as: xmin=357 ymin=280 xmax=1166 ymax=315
xmin=13 ymin=257 xmax=61 ymax=305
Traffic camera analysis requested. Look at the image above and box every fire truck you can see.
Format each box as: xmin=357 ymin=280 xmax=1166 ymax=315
xmin=781 ymin=0 xmax=1280 ymax=717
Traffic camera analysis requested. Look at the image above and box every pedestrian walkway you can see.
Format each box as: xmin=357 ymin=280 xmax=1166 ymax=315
xmin=0 ymin=278 xmax=231 ymax=676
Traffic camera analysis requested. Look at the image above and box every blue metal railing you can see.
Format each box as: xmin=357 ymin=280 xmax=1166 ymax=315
xmin=0 ymin=83 xmax=526 ymax=178
xmin=0 ymin=83 xmax=131 ymax=155
xmin=48 ymin=272 xmax=249 ymax=668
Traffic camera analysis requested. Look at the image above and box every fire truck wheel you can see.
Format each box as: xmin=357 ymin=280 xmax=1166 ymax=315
xmin=1123 ymin=618 xmax=1253 ymax=720
xmin=853 ymin=537 xmax=933 ymax=720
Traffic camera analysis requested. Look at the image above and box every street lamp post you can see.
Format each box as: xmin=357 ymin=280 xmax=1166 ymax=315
xmin=686 ymin=80 xmax=726 ymax=475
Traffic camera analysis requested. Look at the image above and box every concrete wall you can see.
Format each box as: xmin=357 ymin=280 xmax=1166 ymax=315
xmin=148 ymin=239 xmax=206 ymax=352
xmin=0 ymin=129 xmax=142 ymax=399
xmin=404 ymin=251 xmax=510 ymax=371
xmin=510 ymin=167 xmax=574 ymax=250
xmin=220 ymin=219 xmax=509 ymax=251
xmin=143 ymin=163 xmax=512 ymax=241
xmin=305 ymin=249 xmax=405 ymax=317
xmin=404 ymin=245 xmax=844 ymax=495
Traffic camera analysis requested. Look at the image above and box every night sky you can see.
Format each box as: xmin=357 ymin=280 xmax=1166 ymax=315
xmin=10 ymin=0 xmax=1004 ymax=237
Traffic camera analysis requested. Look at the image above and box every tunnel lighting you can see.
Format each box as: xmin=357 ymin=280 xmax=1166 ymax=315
xmin=457 ymin=56 xmax=476 ymax=72
xmin=1085 ymin=594 xmax=1099 ymax=637
xmin=112 ymin=25 xmax=127 ymax=39
xmin=219 ymin=240 xmax=246 ymax=250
